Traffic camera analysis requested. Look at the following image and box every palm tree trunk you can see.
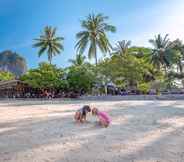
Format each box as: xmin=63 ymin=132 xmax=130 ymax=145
xmin=94 ymin=46 xmax=98 ymax=66
xmin=48 ymin=52 xmax=53 ymax=64
xmin=178 ymin=61 xmax=183 ymax=74
xmin=48 ymin=55 xmax=52 ymax=64
xmin=95 ymin=55 xmax=98 ymax=66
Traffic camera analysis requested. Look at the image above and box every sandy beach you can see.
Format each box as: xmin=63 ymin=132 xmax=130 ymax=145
xmin=0 ymin=100 xmax=184 ymax=162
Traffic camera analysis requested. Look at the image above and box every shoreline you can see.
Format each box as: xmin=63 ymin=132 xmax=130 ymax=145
xmin=0 ymin=94 xmax=184 ymax=103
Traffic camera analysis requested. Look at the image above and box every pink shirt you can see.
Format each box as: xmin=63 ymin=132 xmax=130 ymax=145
xmin=97 ymin=111 xmax=111 ymax=123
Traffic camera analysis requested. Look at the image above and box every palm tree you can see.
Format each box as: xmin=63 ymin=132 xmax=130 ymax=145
xmin=149 ymin=34 xmax=173 ymax=71
xmin=33 ymin=26 xmax=64 ymax=64
xmin=169 ymin=39 xmax=184 ymax=88
xmin=69 ymin=53 xmax=86 ymax=66
xmin=172 ymin=39 xmax=183 ymax=72
xmin=172 ymin=39 xmax=184 ymax=51
xmin=112 ymin=40 xmax=131 ymax=56
xmin=171 ymin=39 xmax=184 ymax=73
xmin=75 ymin=13 xmax=116 ymax=65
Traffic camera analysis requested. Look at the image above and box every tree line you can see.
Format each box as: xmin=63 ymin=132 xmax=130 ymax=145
xmin=1 ymin=13 xmax=184 ymax=95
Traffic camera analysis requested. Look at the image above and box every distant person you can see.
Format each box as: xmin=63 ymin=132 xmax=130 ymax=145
xmin=92 ymin=107 xmax=111 ymax=128
xmin=74 ymin=105 xmax=91 ymax=123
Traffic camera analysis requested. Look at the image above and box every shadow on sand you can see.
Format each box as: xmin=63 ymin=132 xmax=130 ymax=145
xmin=0 ymin=101 xmax=184 ymax=162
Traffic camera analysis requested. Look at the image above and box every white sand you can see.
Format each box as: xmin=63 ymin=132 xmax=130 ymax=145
xmin=0 ymin=100 xmax=184 ymax=162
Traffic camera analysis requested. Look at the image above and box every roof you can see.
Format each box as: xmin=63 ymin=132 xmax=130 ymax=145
xmin=0 ymin=80 xmax=27 ymax=89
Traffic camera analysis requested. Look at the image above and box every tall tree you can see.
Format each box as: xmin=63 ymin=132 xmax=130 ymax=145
xmin=21 ymin=62 xmax=65 ymax=89
xmin=149 ymin=34 xmax=173 ymax=71
xmin=68 ymin=53 xmax=86 ymax=66
xmin=112 ymin=40 xmax=131 ymax=56
xmin=170 ymin=39 xmax=184 ymax=73
xmin=67 ymin=65 xmax=95 ymax=93
xmin=75 ymin=13 xmax=116 ymax=65
xmin=33 ymin=26 xmax=64 ymax=64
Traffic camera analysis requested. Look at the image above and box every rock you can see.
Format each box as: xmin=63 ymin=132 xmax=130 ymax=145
xmin=0 ymin=50 xmax=27 ymax=77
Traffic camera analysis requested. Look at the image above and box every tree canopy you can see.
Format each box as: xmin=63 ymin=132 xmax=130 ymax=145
xmin=21 ymin=62 xmax=66 ymax=89
xmin=3 ymin=14 xmax=184 ymax=95
xmin=33 ymin=26 xmax=64 ymax=64
xmin=0 ymin=71 xmax=15 ymax=81
xmin=76 ymin=13 xmax=116 ymax=65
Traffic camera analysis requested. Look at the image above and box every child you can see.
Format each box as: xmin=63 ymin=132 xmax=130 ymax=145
xmin=92 ymin=108 xmax=111 ymax=128
xmin=74 ymin=105 xmax=91 ymax=123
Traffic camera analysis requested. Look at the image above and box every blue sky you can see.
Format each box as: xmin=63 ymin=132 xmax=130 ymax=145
xmin=1 ymin=0 xmax=184 ymax=68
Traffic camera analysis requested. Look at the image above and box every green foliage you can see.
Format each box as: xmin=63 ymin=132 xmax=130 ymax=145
xmin=138 ymin=83 xmax=150 ymax=94
xmin=97 ymin=47 xmax=165 ymax=91
xmin=68 ymin=53 xmax=86 ymax=66
xmin=128 ymin=47 xmax=151 ymax=58
xmin=169 ymin=39 xmax=184 ymax=73
xmin=0 ymin=71 xmax=15 ymax=81
xmin=76 ymin=13 xmax=116 ymax=64
xmin=112 ymin=40 xmax=131 ymax=56
xmin=21 ymin=62 xmax=66 ymax=89
xmin=97 ymin=58 xmax=112 ymax=83
xmin=20 ymin=22 xmax=184 ymax=93
xmin=149 ymin=34 xmax=174 ymax=70
xmin=111 ymin=55 xmax=146 ymax=86
xmin=108 ymin=45 xmax=154 ymax=89
xmin=97 ymin=55 xmax=142 ymax=89
xmin=67 ymin=65 xmax=95 ymax=93
xmin=33 ymin=26 xmax=64 ymax=64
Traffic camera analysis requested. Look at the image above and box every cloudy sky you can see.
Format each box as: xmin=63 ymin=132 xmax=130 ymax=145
xmin=0 ymin=0 xmax=184 ymax=68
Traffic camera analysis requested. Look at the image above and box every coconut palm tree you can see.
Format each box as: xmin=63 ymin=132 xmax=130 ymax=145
xmin=68 ymin=53 xmax=86 ymax=66
xmin=171 ymin=39 xmax=184 ymax=73
xmin=171 ymin=39 xmax=184 ymax=52
xmin=33 ymin=26 xmax=64 ymax=64
xmin=75 ymin=13 xmax=116 ymax=65
xmin=149 ymin=34 xmax=173 ymax=71
xmin=112 ymin=40 xmax=131 ymax=56
xmin=168 ymin=39 xmax=184 ymax=88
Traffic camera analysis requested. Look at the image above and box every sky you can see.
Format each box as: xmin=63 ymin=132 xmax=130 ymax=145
xmin=1 ymin=0 xmax=184 ymax=68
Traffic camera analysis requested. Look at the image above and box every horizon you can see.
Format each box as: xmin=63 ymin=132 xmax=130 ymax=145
xmin=1 ymin=0 xmax=184 ymax=68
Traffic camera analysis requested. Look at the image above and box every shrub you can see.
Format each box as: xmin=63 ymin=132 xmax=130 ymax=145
xmin=138 ymin=83 xmax=150 ymax=94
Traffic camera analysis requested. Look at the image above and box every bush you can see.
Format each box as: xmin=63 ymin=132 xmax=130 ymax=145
xmin=0 ymin=71 xmax=15 ymax=81
xmin=67 ymin=65 xmax=95 ymax=93
xmin=21 ymin=62 xmax=66 ymax=89
xmin=138 ymin=83 xmax=150 ymax=94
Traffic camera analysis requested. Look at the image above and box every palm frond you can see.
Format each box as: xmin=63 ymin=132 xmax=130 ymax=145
xmin=75 ymin=13 xmax=116 ymax=64
xmin=38 ymin=46 xmax=47 ymax=57
xmin=33 ymin=26 xmax=64 ymax=63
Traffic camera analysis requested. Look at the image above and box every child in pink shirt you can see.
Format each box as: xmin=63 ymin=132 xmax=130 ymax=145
xmin=92 ymin=108 xmax=111 ymax=128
